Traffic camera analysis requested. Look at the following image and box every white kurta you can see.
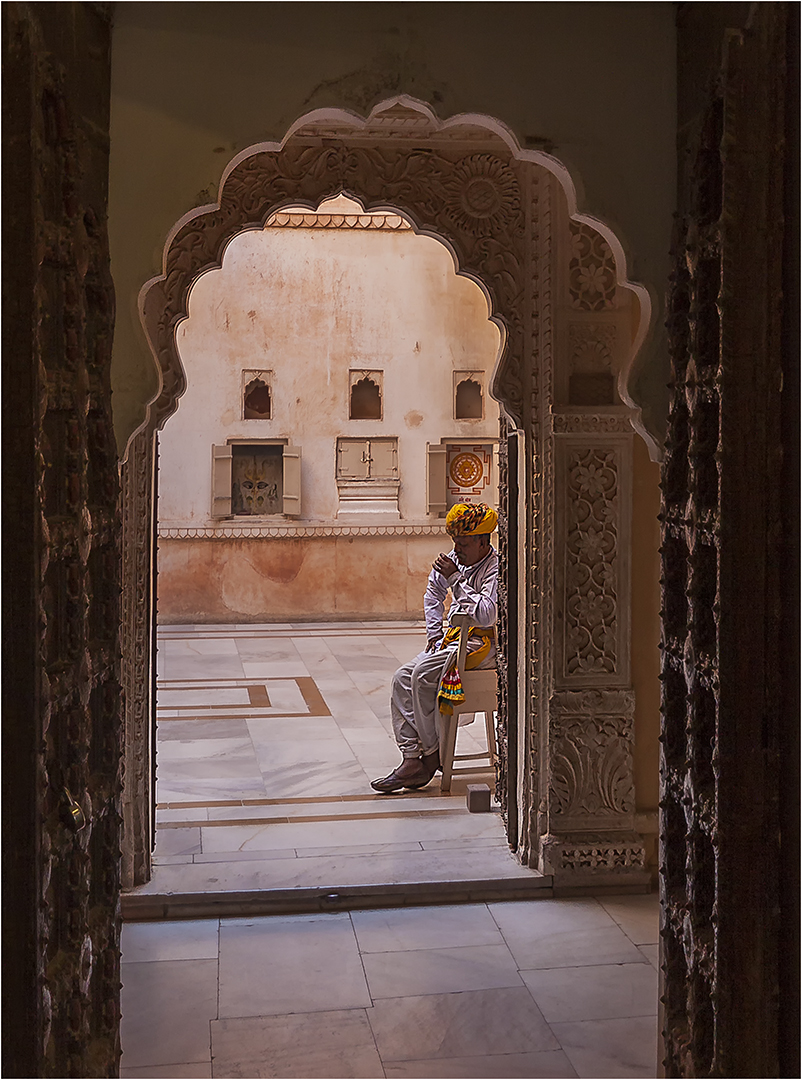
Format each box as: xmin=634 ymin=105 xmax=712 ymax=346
xmin=390 ymin=548 xmax=498 ymax=759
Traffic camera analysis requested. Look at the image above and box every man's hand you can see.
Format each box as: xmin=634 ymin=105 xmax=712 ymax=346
xmin=425 ymin=636 xmax=442 ymax=653
xmin=433 ymin=552 xmax=458 ymax=578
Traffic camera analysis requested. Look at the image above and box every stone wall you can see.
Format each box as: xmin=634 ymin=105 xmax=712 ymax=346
xmin=2 ymin=4 xmax=122 ymax=1075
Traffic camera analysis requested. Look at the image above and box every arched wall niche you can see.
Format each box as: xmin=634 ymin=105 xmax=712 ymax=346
xmin=123 ymin=98 xmax=657 ymax=885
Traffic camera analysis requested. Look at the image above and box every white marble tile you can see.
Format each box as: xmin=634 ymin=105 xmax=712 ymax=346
xmin=597 ymin=893 xmax=660 ymax=945
xmin=156 ymin=776 xmax=267 ymax=802
xmin=135 ymin=843 xmax=537 ymax=894
xmin=245 ymin=716 xmax=343 ymax=741
xmin=638 ymin=943 xmax=660 ymax=969
xmin=193 ymin=848 xmax=298 ymax=864
xmin=159 ymin=688 xmax=252 ymax=707
xmin=352 ymin=903 xmax=504 ymax=953
xmin=549 ymin=1015 xmax=659 ymax=1078
xmin=295 ymin=841 xmax=423 ymax=858
xmin=364 ymin=942 xmax=523 ymax=998
xmin=502 ymin=924 xmax=649 ymax=970
xmin=162 ymin=638 xmax=239 ymax=655
xmin=156 ymin=807 xmax=209 ymax=823
xmin=153 ymin=827 xmax=202 ymax=857
xmin=211 ymin=1010 xmax=381 ymax=1079
xmin=121 ymin=1064 xmax=211 ymax=1079
xmin=121 ymin=919 xmax=219 ymax=963
xmin=384 ymin=1050 xmax=578 ymax=1078
xmin=251 ymin=737 xmax=358 ymax=768
xmin=120 ymin=959 xmax=218 ymax=1069
xmin=241 ymin=662 xmax=311 ymax=679
xmin=158 ymin=718 xmax=250 ymax=741
xmin=200 ymin=806 xmax=508 ymax=853
xmin=520 ymin=961 xmax=659 ymax=1022
xmin=368 ymin=986 xmax=559 ymax=1061
xmin=217 ymin=915 xmax=371 ymax=1018
xmin=157 ymin=737 xmax=255 ymax=763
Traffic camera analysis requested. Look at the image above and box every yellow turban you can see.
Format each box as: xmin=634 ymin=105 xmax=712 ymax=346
xmin=445 ymin=502 xmax=498 ymax=537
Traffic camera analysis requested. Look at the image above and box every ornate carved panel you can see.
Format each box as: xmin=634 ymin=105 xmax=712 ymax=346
xmin=548 ymin=689 xmax=636 ymax=830
xmin=660 ymin=7 xmax=790 ymax=1075
xmin=3 ymin=5 xmax=122 ymax=1075
xmin=569 ymin=222 xmax=617 ymax=310
xmin=553 ymin=436 xmax=632 ymax=686
xmin=120 ymin=427 xmax=155 ymax=889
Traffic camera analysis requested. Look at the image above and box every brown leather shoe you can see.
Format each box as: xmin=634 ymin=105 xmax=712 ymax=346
xmin=371 ymin=759 xmax=430 ymax=793
xmin=423 ymin=749 xmax=441 ymax=778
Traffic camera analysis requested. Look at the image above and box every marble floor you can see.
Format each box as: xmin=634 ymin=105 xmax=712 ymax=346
xmin=120 ymin=894 xmax=660 ymax=1078
xmin=121 ymin=622 xmax=660 ymax=1077
xmin=141 ymin=621 xmax=537 ymax=900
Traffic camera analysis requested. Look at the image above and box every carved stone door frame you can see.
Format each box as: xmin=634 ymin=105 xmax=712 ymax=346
xmin=125 ymin=97 xmax=653 ymax=887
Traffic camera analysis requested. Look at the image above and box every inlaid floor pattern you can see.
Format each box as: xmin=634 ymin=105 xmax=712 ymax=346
xmin=145 ymin=621 xmax=534 ymax=895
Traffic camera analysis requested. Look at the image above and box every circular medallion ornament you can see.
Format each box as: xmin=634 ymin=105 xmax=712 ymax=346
xmin=450 ymin=452 xmax=484 ymax=488
xmin=446 ymin=154 xmax=520 ymax=234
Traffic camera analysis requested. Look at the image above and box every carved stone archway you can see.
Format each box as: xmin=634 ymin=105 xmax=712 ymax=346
xmin=122 ymin=98 xmax=653 ymax=889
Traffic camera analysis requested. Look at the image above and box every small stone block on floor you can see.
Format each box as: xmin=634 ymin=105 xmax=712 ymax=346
xmin=466 ymin=784 xmax=491 ymax=813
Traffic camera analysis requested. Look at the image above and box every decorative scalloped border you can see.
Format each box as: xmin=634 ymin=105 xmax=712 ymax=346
xmin=159 ymin=523 xmax=448 ymax=539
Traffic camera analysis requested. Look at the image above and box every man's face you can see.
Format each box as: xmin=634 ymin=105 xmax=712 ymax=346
xmin=453 ymin=533 xmax=490 ymax=565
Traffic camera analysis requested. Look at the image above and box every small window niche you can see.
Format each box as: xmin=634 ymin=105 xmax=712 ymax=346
xmin=454 ymin=373 xmax=484 ymax=420
xmin=243 ymin=370 xmax=272 ymax=419
xmin=210 ymin=442 xmax=302 ymax=519
xmin=349 ymin=370 xmax=383 ymax=420
xmin=232 ymin=445 xmax=282 ymax=514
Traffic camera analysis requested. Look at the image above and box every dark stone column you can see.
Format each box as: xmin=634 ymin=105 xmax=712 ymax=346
xmin=2 ymin=4 xmax=121 ymax=1076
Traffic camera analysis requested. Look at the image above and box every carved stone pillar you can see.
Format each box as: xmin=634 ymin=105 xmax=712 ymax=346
xmin=120 ymin=426 xmax=155 ymax=889
xmin=539 ymin=427 xmax=648 ymax=886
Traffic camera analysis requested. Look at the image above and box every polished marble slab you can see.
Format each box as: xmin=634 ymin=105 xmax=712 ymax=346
xmin=217 ymin=914 xmax=371 ymax=1018
xmin=368 ymin=986 xmax=559 ymax=1061
xmin=384 ymin=1050 xmax=579 ymax=1078
xmin=352 ymin=902 xmax=506 ymax=953
xmin=122 ymin=918 xmax=219 ymax=963
xmin=119 ymin=959 xmax=218 ymax=1069
xmin=550 ymin=1014 xmax=659 ymax=1078
xmin=121 ymin=1064 xmax=212 ymax=1079
xmin=364 ymin=942 xmax=524 ymax=998
xmin=520 ymin=961 xmax=659 ymax=1023
xmin=211 ymin=1010 xmax=382 ymax=1079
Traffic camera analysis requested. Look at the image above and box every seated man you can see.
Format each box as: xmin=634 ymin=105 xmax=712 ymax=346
xmin=371 ymin=502 xmax=498 ymax=793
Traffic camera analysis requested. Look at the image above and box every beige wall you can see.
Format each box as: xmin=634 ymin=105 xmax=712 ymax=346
xmin=109 ymin=2 xmax=675 ymax=453
xmin=158 ymin=533 xmax=446 ymax=623
xmin=158 ymin=200 xmax=500 ymax=526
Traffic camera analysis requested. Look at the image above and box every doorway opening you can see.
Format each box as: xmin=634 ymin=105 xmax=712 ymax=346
xmin=125 ymin=97 xmax=658 ymax=906
xmin=148 ymin=193 xmax=517 ymax=899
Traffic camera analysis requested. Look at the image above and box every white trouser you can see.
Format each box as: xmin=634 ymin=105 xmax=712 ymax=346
xmin=390 ymin=643 xmax=496 ymax=759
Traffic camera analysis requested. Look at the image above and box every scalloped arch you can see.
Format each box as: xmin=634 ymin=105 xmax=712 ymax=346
xmin=135 ymin=96 xmax=655 ymax=457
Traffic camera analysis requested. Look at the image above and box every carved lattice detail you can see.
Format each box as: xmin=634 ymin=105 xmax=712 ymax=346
xmin=552 ymin=413 xmax=632 ymax=434
xmin=564 ymin=448 xmax=619 ymax=677
xmin=548 ymin=689 xmax=636 ymax=823
xmin=569 ymin=222 xmax=617 ymax=310
xmin=120 ymin=428 xmax=155 ymax=889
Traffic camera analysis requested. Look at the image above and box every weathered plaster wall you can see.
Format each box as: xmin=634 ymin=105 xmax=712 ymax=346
xmin=158 ymin=534 xmax=446 ymax=622
xmin=159 ymin=202 xmax=500 ymax=526
xmin=109 ymin=1 xmax=676 ymax=454
xmin=156 ymin=199 xmax=500 ymax=620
